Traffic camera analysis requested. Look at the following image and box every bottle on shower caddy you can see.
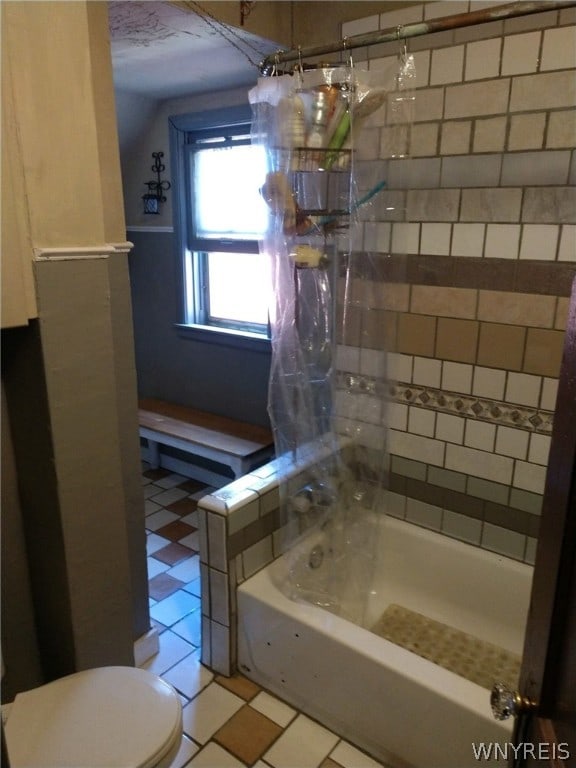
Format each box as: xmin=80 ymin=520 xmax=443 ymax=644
xmin=306 ymin=85 xmax=347 ymax=152
xmin=277 ymin=94 xmax=307 ymax=170
xmin=277 ymin=94 xmax=306 ymax=147
xmin=291 ymin=243 xmax=328 ymax=269
xmin=306 ymin=89 xmax=331 ymax=149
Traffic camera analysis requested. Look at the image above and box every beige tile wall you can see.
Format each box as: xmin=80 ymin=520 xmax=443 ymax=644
xmin=339 ymin=1 xmax=576 ymax=561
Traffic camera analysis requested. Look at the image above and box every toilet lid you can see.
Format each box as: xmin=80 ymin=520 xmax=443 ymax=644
xmin=5 ymin=666 xmax=182 ymax=768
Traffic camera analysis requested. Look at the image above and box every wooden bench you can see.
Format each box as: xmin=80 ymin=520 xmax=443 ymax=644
xmin=138 ymin=398 xmax=275 ymax=484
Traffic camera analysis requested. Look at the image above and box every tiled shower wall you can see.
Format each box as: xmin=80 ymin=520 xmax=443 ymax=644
xmin=340 ymin=0 xmax=576 ymax=563
xmin=198 ymin=1 xmax=576 ymax=676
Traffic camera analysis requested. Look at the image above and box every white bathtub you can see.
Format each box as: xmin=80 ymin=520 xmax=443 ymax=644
xmin=237 ymin=515 xmax=533 ymax=768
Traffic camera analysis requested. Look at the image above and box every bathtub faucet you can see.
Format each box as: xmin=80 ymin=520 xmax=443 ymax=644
xmin=290 ymin=482 xmax=335 ymax=515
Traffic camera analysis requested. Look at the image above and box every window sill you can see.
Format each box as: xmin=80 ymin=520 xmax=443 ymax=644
xmin=174 ymin=323 xmax=271 ymax=353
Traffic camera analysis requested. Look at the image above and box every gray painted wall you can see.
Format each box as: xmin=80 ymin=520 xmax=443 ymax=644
xmin=128 ymin=230 xmax=271 ymax=426
xmin=2 ymin=254 xmax=147 ymax=691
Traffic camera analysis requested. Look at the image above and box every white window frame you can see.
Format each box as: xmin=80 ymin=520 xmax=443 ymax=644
xmin=170 ymin=105 xmax=271 ymax=350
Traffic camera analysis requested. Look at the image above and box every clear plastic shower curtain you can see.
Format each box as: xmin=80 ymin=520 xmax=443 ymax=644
xmin=250 ymin=55 xmax=415 ymax=626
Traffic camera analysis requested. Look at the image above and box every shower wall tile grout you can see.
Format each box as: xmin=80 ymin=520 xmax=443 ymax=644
xmin=337 ymin=2 xmax=574 ymax=581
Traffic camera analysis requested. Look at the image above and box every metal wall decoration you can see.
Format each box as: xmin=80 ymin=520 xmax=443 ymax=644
xmin=240 ymin=0 xmax=256 ymax=26
xmin=142 ymin=151 xmax=171 ymax=214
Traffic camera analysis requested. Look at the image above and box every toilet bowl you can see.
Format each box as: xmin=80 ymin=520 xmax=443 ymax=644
xmin=3 ymin=666 xmax=182 ymax=768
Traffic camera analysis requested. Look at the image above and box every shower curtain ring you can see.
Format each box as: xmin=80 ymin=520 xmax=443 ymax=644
xmin=342 ymin=36 xmax=353 ymax=70
xmin=396 ymin=26 xmax=408 ymax=58
xmin=295 ymin=45 xmax=304 ymax=87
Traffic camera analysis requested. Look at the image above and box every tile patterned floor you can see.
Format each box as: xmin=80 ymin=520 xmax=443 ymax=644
xmin=141 ymin=466 xmax=390 ymax=768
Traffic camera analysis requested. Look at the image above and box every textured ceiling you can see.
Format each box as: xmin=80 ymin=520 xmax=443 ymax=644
xmin=109 ymin=1 xmax=279 ymax=99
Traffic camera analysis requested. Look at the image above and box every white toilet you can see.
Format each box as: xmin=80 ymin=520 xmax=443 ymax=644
xmin=3 ymin=666 xmax=182 ymax=768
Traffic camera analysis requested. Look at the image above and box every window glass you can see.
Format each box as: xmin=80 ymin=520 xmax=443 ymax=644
xmin=193 ymin=143 xmax=268 ymax=240
xmin=180 ymin=125 xmax=271 ymax=338
xmin=206 ymin=251 xmax=270 ymax=327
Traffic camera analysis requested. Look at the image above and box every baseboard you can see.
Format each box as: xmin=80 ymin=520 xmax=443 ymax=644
xmin=134 ymin=627 xmax=160 ymax=667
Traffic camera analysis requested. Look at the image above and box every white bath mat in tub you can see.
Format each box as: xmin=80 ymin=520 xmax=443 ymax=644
xmin=371 ymin=604 xmax=521 ymax=691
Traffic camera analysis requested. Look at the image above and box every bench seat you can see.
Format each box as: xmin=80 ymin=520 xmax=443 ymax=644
xmin=138 ymin=398 xmax=274 ymax=483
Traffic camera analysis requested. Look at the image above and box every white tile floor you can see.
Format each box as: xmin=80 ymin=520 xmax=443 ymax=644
xmin=143 ymin=467 xmax=391 ymax=768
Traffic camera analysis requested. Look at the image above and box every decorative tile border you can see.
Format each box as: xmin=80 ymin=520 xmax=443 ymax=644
xmin=392 ymin=381 xmax=554 ymax=434
xmin=338 ymin=372 xmax=554 ymax=434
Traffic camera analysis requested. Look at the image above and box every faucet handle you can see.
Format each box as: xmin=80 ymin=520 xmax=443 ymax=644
xmin=290 ymin=482 xmax=335 ymax=515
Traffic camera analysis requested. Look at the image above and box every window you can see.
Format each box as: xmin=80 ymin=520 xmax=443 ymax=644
xmin=172 ymin=107 xmax=271 ymax=345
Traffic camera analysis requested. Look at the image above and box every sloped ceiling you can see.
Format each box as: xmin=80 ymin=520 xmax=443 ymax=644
xmin=109 ymin=1 xmax=280 ymax=99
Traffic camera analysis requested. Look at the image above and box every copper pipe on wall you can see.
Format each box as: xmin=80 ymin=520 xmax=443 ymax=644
xmin=259 ymin=0 xmax=576 ymax=74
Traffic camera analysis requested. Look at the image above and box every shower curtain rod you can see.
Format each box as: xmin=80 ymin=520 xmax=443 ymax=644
xmin=259 ymin=0 xmax=576 ymax=74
